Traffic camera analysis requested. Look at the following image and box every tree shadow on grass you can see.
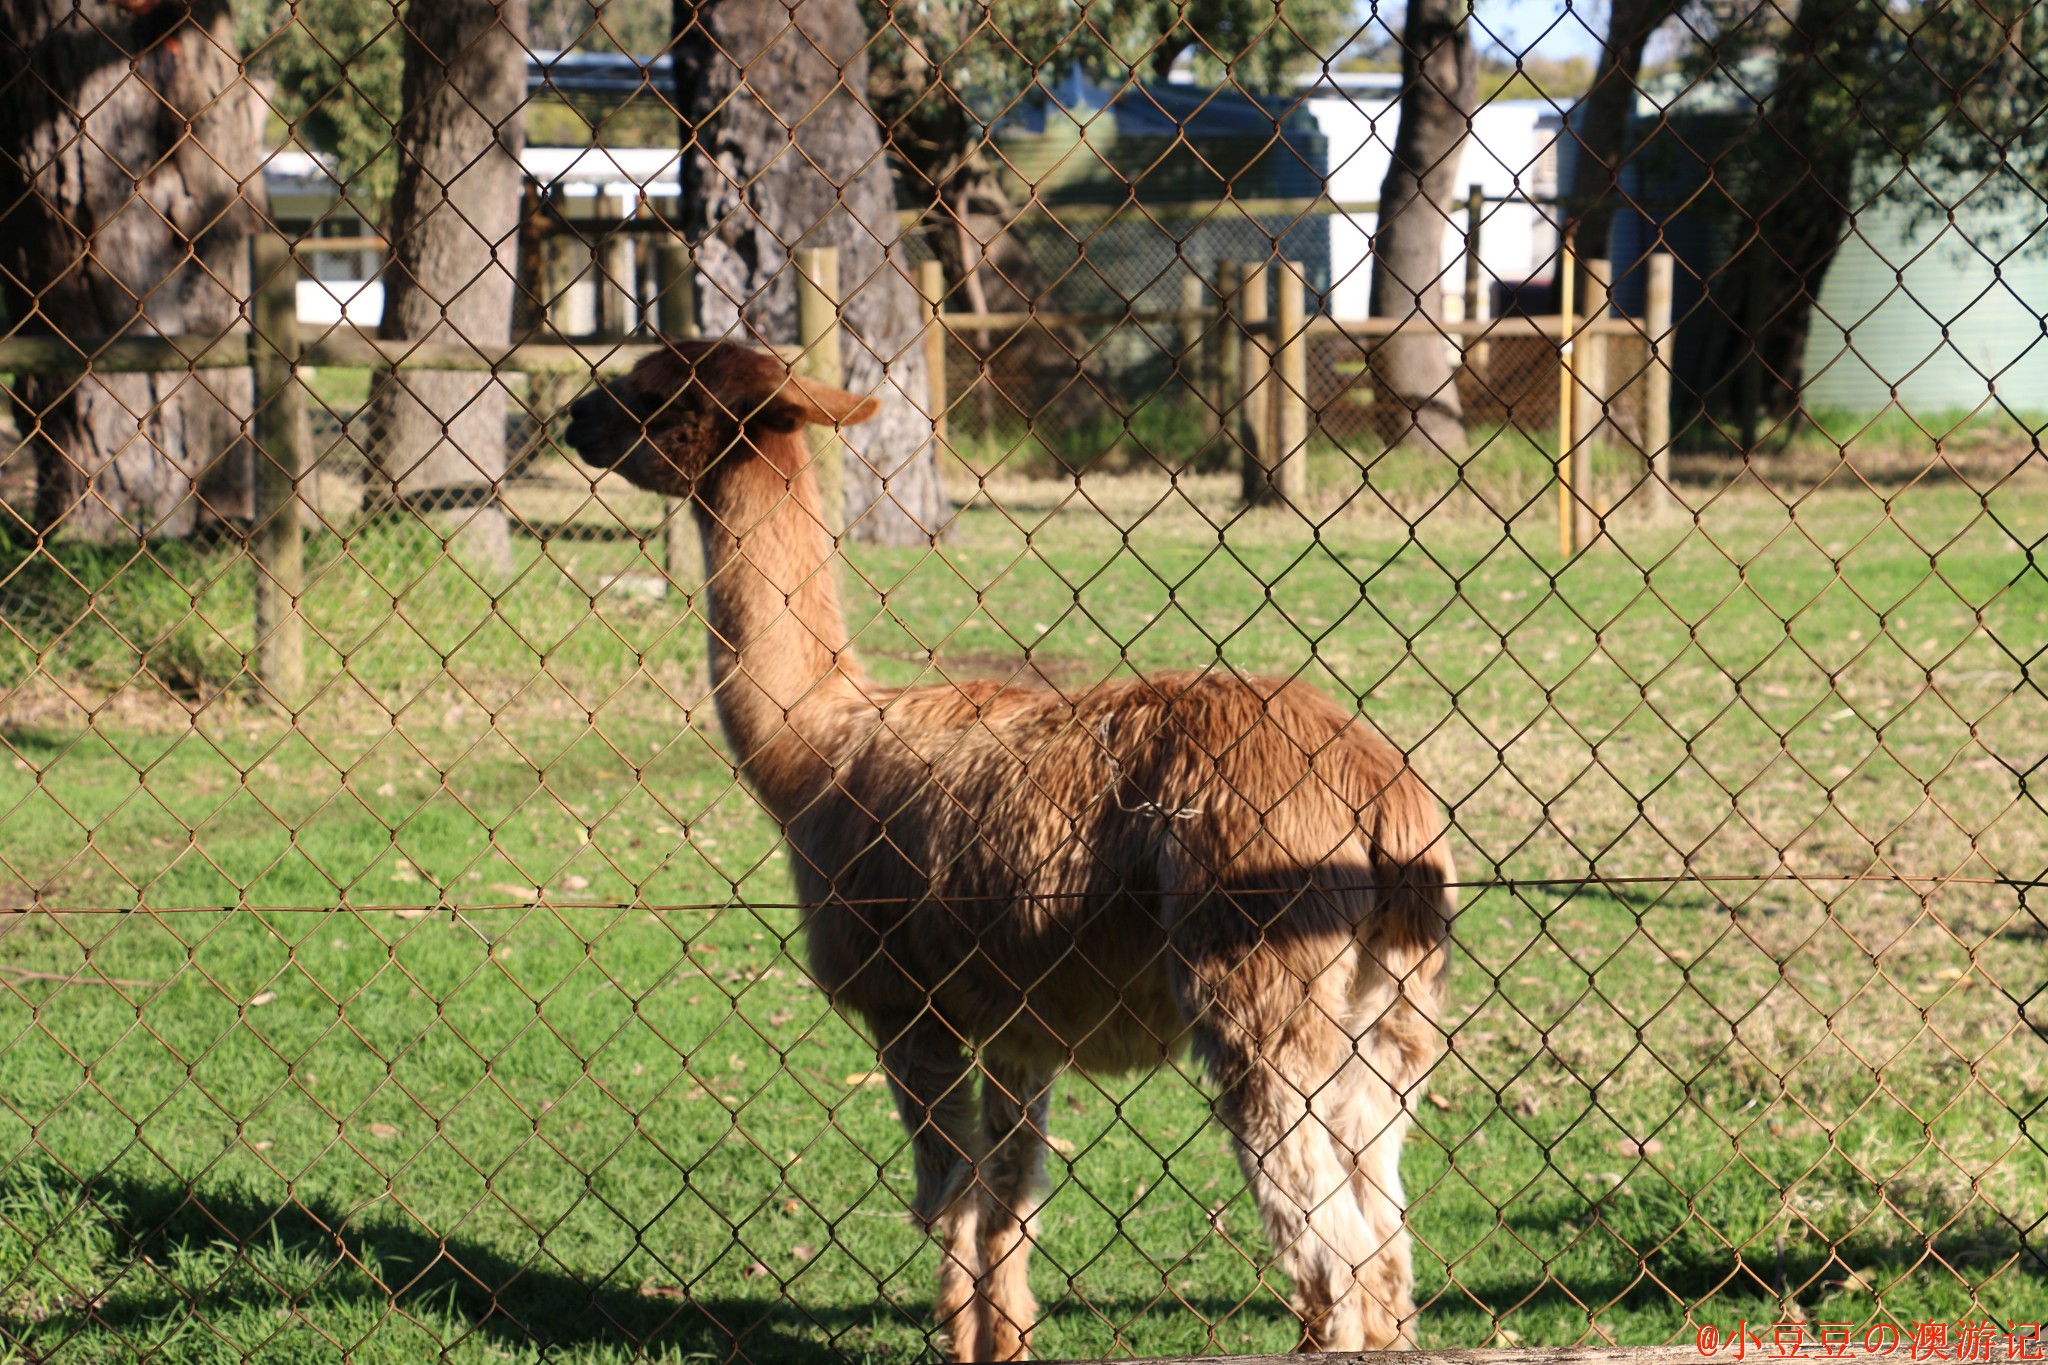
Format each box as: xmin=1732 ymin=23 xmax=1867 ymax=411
xmin=1424 ymin=1185 xmax=2045 ymax=1330
xmin=1 ymin=1163 xmax=898 ymax=1363
xmin=12 ymin=1161 xmax=2034 ymax=1361
xmin=0 ymin=1163 xmax=1305 ymax=1363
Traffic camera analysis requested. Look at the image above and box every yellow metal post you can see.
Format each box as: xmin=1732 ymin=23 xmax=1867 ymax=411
xmin=1556 ymin=230 xmax=1578 ymax=559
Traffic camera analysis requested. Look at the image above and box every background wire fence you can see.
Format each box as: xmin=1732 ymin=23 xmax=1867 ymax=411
xmin=0 ymin=0 xmax=2043 ymax=1361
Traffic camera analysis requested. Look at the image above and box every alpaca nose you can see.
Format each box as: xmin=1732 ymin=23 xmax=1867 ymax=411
xmin=562 ymin=384 xmax=641 ymax=467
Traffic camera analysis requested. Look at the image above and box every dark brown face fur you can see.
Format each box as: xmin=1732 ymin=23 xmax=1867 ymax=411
xmin=562 ymin=339 xmax=879 ymax=497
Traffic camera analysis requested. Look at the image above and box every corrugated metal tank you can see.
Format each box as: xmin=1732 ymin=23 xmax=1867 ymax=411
xmin=1798 ymin=195 xmax=2048 ymax=417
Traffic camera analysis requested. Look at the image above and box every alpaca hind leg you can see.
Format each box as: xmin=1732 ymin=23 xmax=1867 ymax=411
xmin=1174 ymin=901 xmax=1375 ymax=1351
xmin=1207 ymin=1013 xmax=1380 ymax=1350
xmin=1330 ymin=887 xmax=1453 ymax=1346
xmin=978 ymin=1059 xmax=1055 ymax=1360
xmin=1325 ymin=1052 xmax=1418 ymax=1347
xmin=871 ymin=1010 xmax=984 ymax=1358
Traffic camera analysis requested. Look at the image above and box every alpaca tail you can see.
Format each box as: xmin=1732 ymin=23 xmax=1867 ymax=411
xmin=1361 ymin=766 xmax=1457 ymax=1098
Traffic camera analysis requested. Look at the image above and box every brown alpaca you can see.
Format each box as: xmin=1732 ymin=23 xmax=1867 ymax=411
xmin=565 ymin=341 xmax=1456 ymax=1360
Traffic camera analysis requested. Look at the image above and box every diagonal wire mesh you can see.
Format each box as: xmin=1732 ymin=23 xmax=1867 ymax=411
xmin=0 ymin=0 xmax=2043 ymax=1360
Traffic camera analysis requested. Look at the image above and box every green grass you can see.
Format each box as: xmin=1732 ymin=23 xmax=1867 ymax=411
xmin=1 ymin=445 xmax=2046 ymax=1362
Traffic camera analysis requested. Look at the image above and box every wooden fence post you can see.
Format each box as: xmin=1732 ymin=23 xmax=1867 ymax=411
xmin=1645 ymin=251 xmax=1676 ymax=515
xmin=1238 ymin=260 xmax=1272 ymax=504
xmin=545 ymin=189 xmax=583 ymax=337
xmin=1272 ymin=259 xmax=1309 ymax=506
xmin=596 ymin=195 xmax=635 ymax=337
xmin=1214 ymin=260 xmax=1242 ymax=452
xmin=796 ymin=245 xmax=843 ymax=532
xmin=1573 ymin=256 xmax=1610 ymax=551
xmin=917 ymin=259 xmax=948 ymax=452
xmin=655 ymin=241 xmax=700 ymax=583
xmin=1464 ymin=183 xmax=1489 ymax=379
xmin=250 ymin=235 xmax=307 ymax=709
xmin=1180 ymin=272 xmax=1212 ymax=435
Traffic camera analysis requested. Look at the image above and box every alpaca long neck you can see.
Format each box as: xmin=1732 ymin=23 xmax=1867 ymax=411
xmin=691 ymin=437 xmax=862 ymax=818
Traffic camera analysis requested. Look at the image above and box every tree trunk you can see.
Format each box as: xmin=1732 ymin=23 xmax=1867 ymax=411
xmin=673 ymin=0 xmax=946 ymax=546
xmin=1564 ymin=0 xmax=1676 ymax=261
xmin=1693 ymin=0 xmax=1881 ymax=429
xmin=0 ymin=0 xmax=264 ymax=543
xmin=1367 ymin=0 xmax=1476 ymax=454
xmin=365 ymin=0 xmax=529 ymax=577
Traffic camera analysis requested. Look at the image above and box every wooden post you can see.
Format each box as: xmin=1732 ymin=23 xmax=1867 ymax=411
xmin=1556 ymin=231 xmax=1578 ymax=559
xmin=545 ymin=196 xmax=580 ymax=337
xmin=1645 ymin=251 xmax=1676 ymax=515
xmin=1272 ymin=260 xmax=1309 ymax=506
xmin=250 ymin=235 xmax=307 ymax=709
xmin=1238 ymin=260 xmax=1272 ymax=504
xmin=917 ymin=259 xmax=948 ymax=452
xmin=795 ymin=245 xmax=843 ymax=531
xmin=635 ymin=225 xmax=658 ymax=337
xmin=1464 ymin=183 xmax=1490 ymax=379
xmin=1214 ymin=260 xmax=1242 ymax=452
xmin=656 ymin=249 xmax=691 ymax=335
xmin=596 ymin=195 xmax=635 ymax=337
xmin=656 ymin=240 xmax=700 ymax=583
xmin=656 ymin=241 xmax=696 ymax=337
xmin=1180 ymin=271 xmax=1212 ymax=434
xmin=1573 ymin=256 xmax=1610 ymax=550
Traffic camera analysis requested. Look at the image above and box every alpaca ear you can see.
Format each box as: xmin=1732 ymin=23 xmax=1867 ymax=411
xmin=783 ymin=375 xmax=882 ymax=427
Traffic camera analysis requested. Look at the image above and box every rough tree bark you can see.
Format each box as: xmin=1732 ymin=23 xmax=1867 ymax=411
xmin=1564 ymin=0 xmax=1679 ymax=262
xmin=1367 ymin=0 xmax=1477 ymax=454
xmin=1692 ymin=0 xmax=1881 ymax=426
xmin=0 ymin=0 xmax=264 ymax=542
xmin=365 ymin=0 xmax=529 ymax=576
xmin=674 ymin=0 xmax=946 ymax=546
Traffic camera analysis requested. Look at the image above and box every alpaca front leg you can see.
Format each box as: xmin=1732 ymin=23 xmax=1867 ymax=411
xmin=870 ymin=1010 xmax=986 ymax=1358
xmin=979 ymin=1060 xmax=1055 ymax=1361
xmin=873 ymin=1009 xmax=979 ymax=1228
xmin=937 ymin=1193 xmax=991 ymax=1362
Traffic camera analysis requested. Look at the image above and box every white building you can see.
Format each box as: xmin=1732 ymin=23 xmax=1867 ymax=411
xmin=265 ymin=146 xmax=681 ymax=329
xmin=1299 ymin=72 xmax=1565 ymax=319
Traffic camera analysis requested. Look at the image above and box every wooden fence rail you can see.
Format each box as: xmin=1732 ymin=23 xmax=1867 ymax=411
xmin=0 ymin=237 xmax=1680 ymax=704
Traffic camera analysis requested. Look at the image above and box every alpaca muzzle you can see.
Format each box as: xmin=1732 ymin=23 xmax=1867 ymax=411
xmin=562 ymin=383 xmax=657 ymax=468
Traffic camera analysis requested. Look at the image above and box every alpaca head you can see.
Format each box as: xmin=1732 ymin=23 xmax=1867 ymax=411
xmin=563 ymin=339 xmax=881 ymax=497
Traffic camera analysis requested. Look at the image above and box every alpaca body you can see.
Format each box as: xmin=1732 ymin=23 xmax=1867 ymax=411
xmin=786 ymin=669 xmax=1439 ymax=1081
xmin=566 ymin=341 xmax=1455 ymax=1361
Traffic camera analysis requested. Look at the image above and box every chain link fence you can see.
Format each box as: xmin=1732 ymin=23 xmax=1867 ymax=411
xmin=0 ymin=1 xmax=2043 ymax=1362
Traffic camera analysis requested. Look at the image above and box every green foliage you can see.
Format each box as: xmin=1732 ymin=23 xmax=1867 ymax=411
xmin=865 ymin=0 xmax=1355 ymax=102
xmin=529 ymin=0 xmax=673 ymax=54
xmin=863 ymin=0 xmax=1355 ymax=192
xmin=240 ymin=1 xmax=682 ymax=197
xmin=1679 ymin=0 xmax=2048 ymax=233
xmin=241 ymin=0 xmax=405 ymax=225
